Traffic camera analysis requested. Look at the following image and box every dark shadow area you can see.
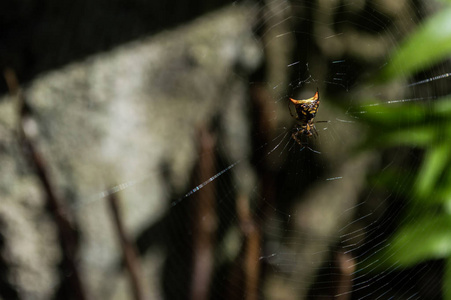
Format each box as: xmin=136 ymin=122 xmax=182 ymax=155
xmin=0 ymin=0 xmax=234 ymax=95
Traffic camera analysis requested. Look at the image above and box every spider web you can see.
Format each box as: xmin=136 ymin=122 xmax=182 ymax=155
xmin=143 ymin=1 xmax=450 ymax=299
xmin=10 ymin=0 xmax=448 ymax=299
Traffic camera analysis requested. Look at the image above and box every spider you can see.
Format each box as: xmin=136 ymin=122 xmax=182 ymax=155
xmin=288 ymin=89 xmax=324 ymax=152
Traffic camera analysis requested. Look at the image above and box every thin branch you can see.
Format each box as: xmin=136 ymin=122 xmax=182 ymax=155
xmin=190 ymin=125 xmax=217 ymax=300
xmin=241 ymin=85 xmax=278 ymax=300
xmin=107 ymin=194 xmax=148 ymax=300
xmin=4 ymin=68 xmax=87 ymax=300
xmin=236 ymin=194 xmax=260 ymax=300
xmin=333 ymin=252 xmax=355 ymax=300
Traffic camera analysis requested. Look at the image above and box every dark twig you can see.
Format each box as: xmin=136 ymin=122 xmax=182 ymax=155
xmin=244 ymin=85 xmax=279 ymax=300
xmin=4 ymin=68 xmax=87 ymax=300
xmin=250 ymin=85 xmax=278 ymax=241
xmin=190 ymin=125 xmax=217 ymax=300
xmin=333 ymin=252 xmax=355 ymax=300
xmin=308 ymin=250 xmax=355 ymax=299
xmin=107 ymin=194 xmax=148 ymax=300
xmin=229 ymin=85 xmax=277 ymax=300
xmin=236 ymin=194 xmax=260 ymax=300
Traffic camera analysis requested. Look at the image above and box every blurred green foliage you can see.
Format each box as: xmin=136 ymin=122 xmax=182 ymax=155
xmin=379 ymin=6 xmax=451 ymax=81
xmin=355 ymin=2 xmax=451 ymax=299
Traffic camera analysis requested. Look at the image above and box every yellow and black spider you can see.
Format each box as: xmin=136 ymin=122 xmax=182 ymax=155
xmin=288 ymin=89 xmax=322 ymax=150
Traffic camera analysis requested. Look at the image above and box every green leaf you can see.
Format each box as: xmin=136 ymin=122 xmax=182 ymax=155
xmin=431 ymin=164 xmax=451 ymax=207
xmin=376 ymin=214 xmax=451 ymax=268
xmin=366 ymin=126 xmax=436 ymax=148
xmin=380 ymin=7 xmax=451 ymax=81
xmin=415 ymin=143 xmax=451 ymax=199
xmin=434 ymin=95 xmax=451 ymax=116
xmin=352 ymin=102 xmax=426 ymax=127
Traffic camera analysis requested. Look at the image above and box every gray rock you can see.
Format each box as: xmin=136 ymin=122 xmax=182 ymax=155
xmin=0 ymin=5 xmax=261 ymax=299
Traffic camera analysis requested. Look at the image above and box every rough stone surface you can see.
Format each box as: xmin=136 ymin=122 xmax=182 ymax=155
xmin=0 ymin=5 xmax=261 ymax=299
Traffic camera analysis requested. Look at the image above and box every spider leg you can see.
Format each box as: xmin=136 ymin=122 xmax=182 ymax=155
xmin=291 ymin=129 xmax=321 ymax=154
xmin=312 ymin=125 xmax=319 ymax=138
xmin=306 ymin=146 xmax=321 ymax=154
xmin=313 ymin=120 xmax=329 ymax=137
xmin=291 ymin=131 xmax=304 ymax=147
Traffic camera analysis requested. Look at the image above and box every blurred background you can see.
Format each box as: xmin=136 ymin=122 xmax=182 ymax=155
xmin=1 ymin=0 xmax=451 ymax=299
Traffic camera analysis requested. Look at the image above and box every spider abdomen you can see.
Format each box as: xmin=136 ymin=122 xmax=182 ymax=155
xmin=289 ymin=89 xmax=320 ymax=146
